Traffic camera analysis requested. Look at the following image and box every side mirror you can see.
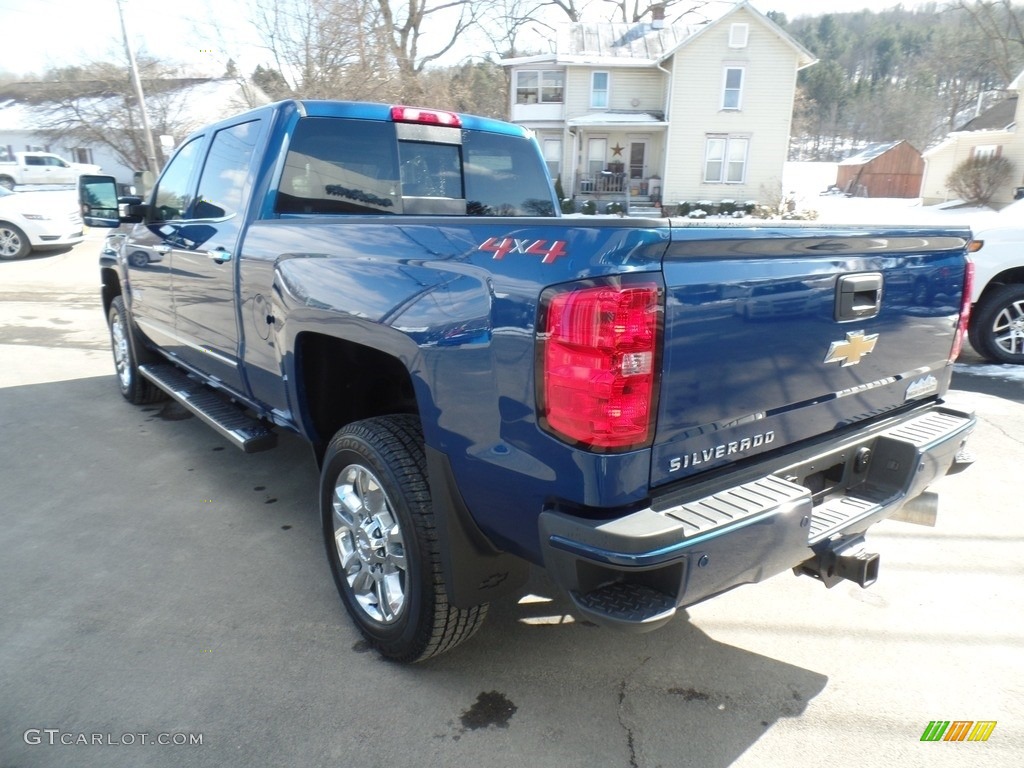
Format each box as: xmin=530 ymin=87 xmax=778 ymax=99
xmin=78 ymin=174 xmax=121 ymax=228
xmin=118 ymin=195 xmax=145 ymax=223
xmin=79 ymin=175 xmax=147 ymax=226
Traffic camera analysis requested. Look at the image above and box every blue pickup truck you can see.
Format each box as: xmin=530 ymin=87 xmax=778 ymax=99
xmin=80 ymin=100 xmax=976 ymax=662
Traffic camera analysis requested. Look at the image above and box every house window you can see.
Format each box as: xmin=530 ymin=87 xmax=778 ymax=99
xmin=587 ymin=138 xmax=607 ymax=176
xmin=722 ymin=68 xmax=744 ymax=110
xmin=704 ymin=136 xmax=748 ymax=183
xmin=516 ymin=70 xmax=564 ymax=104
xmin=542 ymin=138 xmax=562 ymax=179
xmin=70 ymin=147 xmax=94 ymax=164
xmin=729 ymin=23 xmax=749 ymax=48
xmin=591 ymin=72 xmax=609 ymax=109
xmin=972 ymin=145 xmax=999 ymax=160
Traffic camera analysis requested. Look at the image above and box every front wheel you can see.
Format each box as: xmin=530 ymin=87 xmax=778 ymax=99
xmin=108 ymin=296 xmax=165 ymax=404
xmin=321 ymin=415 xmax=488 ymax=662
xmin=0 ymin=222 xmax=30 ymax=259
xmin=969 ymin=284 xmax=1024 ymax=364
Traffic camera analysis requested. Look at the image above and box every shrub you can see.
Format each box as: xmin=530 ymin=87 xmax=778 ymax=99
xmin=947 ymin=155 xmax=1014 ymax=206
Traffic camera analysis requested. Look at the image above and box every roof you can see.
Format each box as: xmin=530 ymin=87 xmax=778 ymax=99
xmin=567 ymin=111 xmax=667 ymax=127
xmin=839 ymin=141 xmax=919 ymax=166
xmin=501 ymin=1 xmax=816 ymax=69
xmin=0 ymin=78 xmax=220 ymax=104
xmin=555 ymin=21 xmax=695 ymax=64
xmin=0 ymin=78 xmax=270 ymax=134
xmin=956 ymin=96 xmax=1018 ymax=132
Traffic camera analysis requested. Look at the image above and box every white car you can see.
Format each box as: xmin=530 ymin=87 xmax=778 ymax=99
xmin=0 ymin=187 xmax=85 ymax=259
xmin=967 ymin=197 xmax=1024 ymax=363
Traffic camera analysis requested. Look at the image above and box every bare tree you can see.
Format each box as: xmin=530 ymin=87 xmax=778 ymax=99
xmin=374 ymin=0 xmax=483 ymax=102
xmin=950 ymin=0 xmax=1024 ymax=83
xmin=252 ymin=0 xmax=388 ymax=99
xmin=601 ymin=0 xmax=716 ymax=24
xmin=32 ymin=59 xmax=214 ymax=172
xmin=480 ymin=0 xmax=558 ymax=56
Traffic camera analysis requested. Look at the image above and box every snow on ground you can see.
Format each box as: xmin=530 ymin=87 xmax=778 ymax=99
xmin=782 ymin=161 xmax=1002 ymax=229
xmin=954 ymin=363 xmax=1024 ymax=382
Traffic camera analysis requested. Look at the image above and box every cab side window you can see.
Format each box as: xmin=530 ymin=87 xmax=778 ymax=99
xmin=277 ymin=117 xmax=401 ymax=215
xmin=151 ymin=138 xmax=203 ymax=223
xmin=194 ymin=120 xmax=261 ymax=220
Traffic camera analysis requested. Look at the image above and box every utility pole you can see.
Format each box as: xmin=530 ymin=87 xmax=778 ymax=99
xmin=116 ymin=0 xmax=159 ymax=176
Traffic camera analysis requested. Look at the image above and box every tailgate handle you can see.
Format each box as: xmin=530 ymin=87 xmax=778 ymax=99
xmin=836 ymin=273 xmax=882 ymax=321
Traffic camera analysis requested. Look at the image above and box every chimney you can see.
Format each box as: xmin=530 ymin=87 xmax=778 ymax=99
xmin=651 ymin=3 xmax=666 ymax=29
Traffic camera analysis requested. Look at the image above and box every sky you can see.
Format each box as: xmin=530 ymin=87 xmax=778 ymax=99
xmin=0 ymin=0 xmax=944 ymax=81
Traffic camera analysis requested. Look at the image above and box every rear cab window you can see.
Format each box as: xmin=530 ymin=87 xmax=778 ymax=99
xmin=276 ymin=115 xmax=555 ymax=217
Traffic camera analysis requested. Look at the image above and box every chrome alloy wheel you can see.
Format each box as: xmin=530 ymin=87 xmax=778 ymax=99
xmin=991 ymin=300 xmax=1024 ymax=357
xmin=0 ymin=226 xmax=24 ymax=257
xmin=332 ymin=464 xmax=408 ymax=624
xmin=110 ymin=310 xmax=132 ymax=390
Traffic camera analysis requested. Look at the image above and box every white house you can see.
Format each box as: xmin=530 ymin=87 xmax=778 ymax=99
xmin=0 ymin=78 xmax=270 ymax=188
xmin=920 ymin=69 xmax=1023 ymax=207
xmin=500 ymin=1 xmax=816 ymax=211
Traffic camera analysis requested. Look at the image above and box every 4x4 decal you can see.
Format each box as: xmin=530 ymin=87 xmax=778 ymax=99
xmin=479 ymin=237 xmax=567 ymax=265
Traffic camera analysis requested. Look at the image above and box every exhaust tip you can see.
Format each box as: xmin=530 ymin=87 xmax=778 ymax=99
xmin=890 ymin=491 xmax=939 ymax=527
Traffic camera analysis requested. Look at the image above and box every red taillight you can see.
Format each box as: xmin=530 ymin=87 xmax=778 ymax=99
xmin=390 ymin=105 xmax=461 ymax=127
xmin=950 ymin=259 xmax=975 ymax=362
xmin=539 ymin=282 xmax=660 ymax=451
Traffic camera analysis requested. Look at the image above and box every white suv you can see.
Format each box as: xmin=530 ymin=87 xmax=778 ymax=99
xmin=968 ymin=198 xmax=1024 ymax=363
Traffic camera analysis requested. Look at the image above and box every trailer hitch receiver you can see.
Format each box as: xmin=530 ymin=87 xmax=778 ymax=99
xmin=795 ymin=538 xmax=880 ymax=589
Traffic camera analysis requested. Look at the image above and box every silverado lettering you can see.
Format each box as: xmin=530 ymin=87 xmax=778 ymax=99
xmin=669 ymin=431 xmax=776 ymax=472
xmin=80 ymin=99 xmax=976 ymax=663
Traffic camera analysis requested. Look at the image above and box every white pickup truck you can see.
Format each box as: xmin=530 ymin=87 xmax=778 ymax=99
xmin=967 ymin=197 xmax=1024 ymax=363
xmin=0 ymin=151 xmax=102 ymax=190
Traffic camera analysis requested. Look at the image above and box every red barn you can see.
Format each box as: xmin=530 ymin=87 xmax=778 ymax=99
xmin=836 ymin=141 xmax=924 ymax=198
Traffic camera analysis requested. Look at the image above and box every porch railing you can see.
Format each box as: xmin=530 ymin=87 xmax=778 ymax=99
xmin=576 ymin=171 xmax=628 ymax=195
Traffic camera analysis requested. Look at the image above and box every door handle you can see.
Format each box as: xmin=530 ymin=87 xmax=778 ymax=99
xmin=207 ymin=248 xmax=232 ymax=264
xmin=835 ymin=273 xmax=882 ymax=321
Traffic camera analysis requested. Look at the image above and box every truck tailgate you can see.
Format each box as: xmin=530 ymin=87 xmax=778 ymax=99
xmin=651 ymin=225 xmax=971 ymax=488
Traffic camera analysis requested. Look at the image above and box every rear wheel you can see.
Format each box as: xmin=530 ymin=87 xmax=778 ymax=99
xmin=0 ymin=176 xmax=14 ymax=191
xmin=108 ymin=296 xmax=166 ymax=404
xmin=321 ymin=414 xmax=488 ymax=662
xmin=969 ymin=284 xmax=1024 ymax=364
xmin=0 ymin=222 xmax=30 ymax=260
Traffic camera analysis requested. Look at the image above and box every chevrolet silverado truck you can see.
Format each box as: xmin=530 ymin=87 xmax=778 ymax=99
xmin=0 ymin=151 xmax=102 ymax=190
xmin=80 ymin=100 xmax=976 ymax=662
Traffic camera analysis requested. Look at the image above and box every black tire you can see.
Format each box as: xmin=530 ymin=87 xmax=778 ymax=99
xmin=968 ymin=284 xmax=1024 ymax=364
xmin=321 ymin=414 xmax=488 ymax=662
xmin=108 ymin=295 xmax=166 ymax=404
xmin=0 ymin=176 xmax=14 ymax=191
xmin=0 ymin=221 xmax=30 ymax=260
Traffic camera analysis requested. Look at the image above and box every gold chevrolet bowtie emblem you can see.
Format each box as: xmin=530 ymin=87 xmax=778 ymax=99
xmin=824 ymin=331 xmax=878 ymax=367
